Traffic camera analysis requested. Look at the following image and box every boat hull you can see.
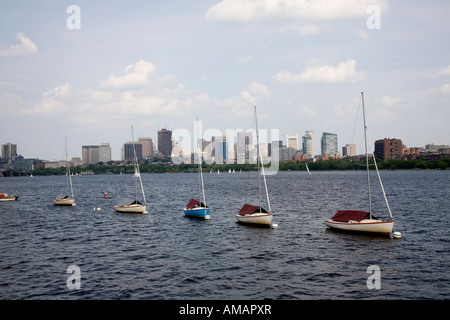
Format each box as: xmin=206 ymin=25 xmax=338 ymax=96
xmin=183 ymin=207 xmax=210 ymax=219
xmin=114 ymin=204 xmax=148 ymax=214
xmin=324 ymin=219 xmax=394 ymax=235
xmin=0 ymin=195 xmax=19 ymax=201
xmin=54 ymin=198 xmax=75 ymax=206
xmin=236 ymin=213 xmax=273 ymax=227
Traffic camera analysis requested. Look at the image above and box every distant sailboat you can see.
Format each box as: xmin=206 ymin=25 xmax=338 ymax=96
xmin=324 ymin=92 xmax=398 ymax=237
xmin=54 ymin=137 xmax=75 ymax=206
xmin=114 ymin=126 xmax=147 ymax=214
xmin=236 ymin=106 xmax=275 ymax=228
xmin=183 ymin=118 xmax=211 ymax=220
xmin=306 ymin=163 xmax=311 ymax=175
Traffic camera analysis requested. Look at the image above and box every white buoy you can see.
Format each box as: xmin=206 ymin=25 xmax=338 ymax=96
xmin=94 ymin=207 xmax=101 ymax=212
xmin=393 ymin=231 xmax=402 ymax=239
xmin=271 ymin=223 xmax=279 ymax=229
xmin=205 ymin=215 xmax=211 ymax=220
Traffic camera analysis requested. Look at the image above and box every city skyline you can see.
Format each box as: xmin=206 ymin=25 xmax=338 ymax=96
xmin=2 ymin=127 xmax=447 ymax=163
xmin=1 ymin=1 xmax=449 ymax=161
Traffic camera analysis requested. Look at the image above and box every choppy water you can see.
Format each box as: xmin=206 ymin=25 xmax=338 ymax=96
xmin=0 ymin=170 xmax=449 ymax=300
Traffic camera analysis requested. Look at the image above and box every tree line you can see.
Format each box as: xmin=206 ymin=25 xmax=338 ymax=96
xmin=1 ymin=157 xmax=449 ymax=177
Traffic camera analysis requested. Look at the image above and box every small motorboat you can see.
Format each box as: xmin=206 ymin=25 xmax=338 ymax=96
xmin=0 ymin=193 xmax=19 ymax=201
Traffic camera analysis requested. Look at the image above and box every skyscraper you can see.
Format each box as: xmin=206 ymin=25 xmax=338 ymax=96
xmin=237 ymin=131 xmax=253 ymax=163
xmin=158 ymin=129 xmax=172 ymax=157
xmin=321 ymin=132 xmax=338 ymax=156
xmin=122 ymin=142 xmax=143 ymax=161
xmin=138 ymin=137 xmax=153 ymax=158
xmin=99 ymin=143 xmax=112 ymax=162
xmin=342 ymin=144 xmax=356 ymax=157
xmin=287 ymin=134 xmax=300 ymax=150
xmin=1 ymin=143 xmax=17 ymax=159
xmin=302 ymin=131 xmax=314 ymax=158
xmin=82 ymin=145 xmax=100 ymax=164
xmin=212 ymin=136 xmax=228 ymax=164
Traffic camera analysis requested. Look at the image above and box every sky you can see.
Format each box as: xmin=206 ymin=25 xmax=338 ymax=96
xmin=1 ymin=0 xmax=449 ymax=161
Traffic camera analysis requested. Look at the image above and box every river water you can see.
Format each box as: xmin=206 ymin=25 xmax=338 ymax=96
xmin=0 ymin=170 xmax=448 ymax=300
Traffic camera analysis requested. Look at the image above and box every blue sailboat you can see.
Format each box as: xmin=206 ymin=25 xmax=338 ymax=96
xmin=184 ymin=198 xmax=210 ymax=219
xmin=183 ymin=117 xmax=211 ymax=220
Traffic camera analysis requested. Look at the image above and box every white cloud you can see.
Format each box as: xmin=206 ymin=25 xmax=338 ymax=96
xmin=100 ymin=59 xmax=157 ymax=89
xmin=429 ymin=64 xmax=450 ymax=78
xmin=237 ymin=55 xmax=253 ymax=63
xmin=440 ymin=83 xmax=450 ymax=95
xmin=0 ymin=33 xmax=38 ymax=57
xmin=297 ymin=104 xmax=316 ymax=118
xmin=206 ymin=0 xmax=388 ymax=22
xmin=216 ymin=82 xmax=272 ymax=120
xmin=27 ymin=83 xmax=71 ymax=115
xmin=275 ymin=59 xmax=365 ymax=84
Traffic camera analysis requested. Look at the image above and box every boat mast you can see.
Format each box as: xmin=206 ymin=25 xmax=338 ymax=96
xmin=132 ymin=125 xmax=147 ymax=205
xmin=254 ymin=106 xmax=271 ymax=213
xmin=66 ymin=136 xmax=74 ymax=199
xmin=361 ymin=92 xmax=372 ymax=218
xmin=197 ymin=117 xmax=207 ymax=208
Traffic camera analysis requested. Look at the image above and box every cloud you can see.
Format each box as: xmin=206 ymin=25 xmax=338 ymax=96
xmin=216 ymin=82 xmax=272 ymax=120
xmin=297 ymin=104 xmax=317 ymax=118
xmin=237 ymin=55 xmax=253 ymax=63
xmin=440 ymin=83 xmax=450 ymax=95
xmin=206 ymin=0 xmax=388 ymax=22
xmin=26 ymin=83 xmax=71 ymax=115
xmin=0 ymin=33 xmax=38 ymax=57
xmin=429 ymin=64 xmax=450 ymax=78
xmin=100 ymin=59 xmax=157 ymax=89
xmin=275 ymin=59 xmax=365 ymax=84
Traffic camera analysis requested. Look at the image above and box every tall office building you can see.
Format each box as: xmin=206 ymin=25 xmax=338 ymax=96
xmin=237 ymin=131 xmax=253 ymax=163
xmin=122 ymin=142 xmax=143 ymax=161
xmin=82 ymin=145 xmax=100 ymax=164
xmin=1 ymin=143 xmax=17 ymax=159
xmin=158 ymin=129 xmax=172 ymax=157
xmin=302 ymin=131 xmax=314 ymax=158
xmin=138 ymin=137 xmax=153 ymax=158
xmin=321 ymin=132 xmax=338 ymax=156
xmin=83 ymin=144 xmax=111 ymax=164
xmin=99 ymin=143 xmax=112 ymax=163
xmin=212 ymin=136 xmax=228 ymax=164
xmin=342 ymin=144 xmax=356 ymax=157
xmin=374 ymin=138 xmax=403 ymax=160
xmin=287 ymin=134 xmax=300 ymax=150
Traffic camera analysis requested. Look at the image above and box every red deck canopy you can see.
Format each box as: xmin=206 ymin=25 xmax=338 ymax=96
xmin=238 ymin=203 xmax=268 ymax=215
xmin=186 ymin=198 xmax=207 ymax=209
xmin=331 ymin=210 xmax=370 ymax=222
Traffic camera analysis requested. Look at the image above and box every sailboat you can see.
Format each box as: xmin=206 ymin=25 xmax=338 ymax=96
xmin=184 ymin=118 xmax=211 ymax=220
xmin=54 ymin=137 xmax=76 ymax=206
xmin=236 ymin=106 xmax=275 ymax=228
xmin=324 ymin=92 xmax=397 ymax=236
xmin=114 ymin=126 xmax=148 ymax=214
xmin=306 ymin=163 xmax=311 ymax=175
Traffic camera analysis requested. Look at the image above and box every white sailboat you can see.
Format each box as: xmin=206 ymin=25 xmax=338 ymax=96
xmin=114 ymin=126 xmax=148 ymax=214
xmin=54 ymin=137 xmax=75 ymax=206
xmin=324 ymin=92 xmax=398 ymax=237
xmin=236 ymin=106 xmax=275 ymax=228
xmin=306 ymin=163 xmax=311 ymax=175
xmin=183 ymin=118 xmax=211 ymax=220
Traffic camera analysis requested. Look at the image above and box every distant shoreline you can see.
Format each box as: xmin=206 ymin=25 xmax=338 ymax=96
xmin=1 ymin=157 xmax=449 ymax=177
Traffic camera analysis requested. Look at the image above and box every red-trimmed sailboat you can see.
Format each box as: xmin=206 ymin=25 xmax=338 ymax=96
xmin=236 ymin=106 xmax=276 ymax=228
xmin=324 ymin=92 xmax=398 ymax=237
